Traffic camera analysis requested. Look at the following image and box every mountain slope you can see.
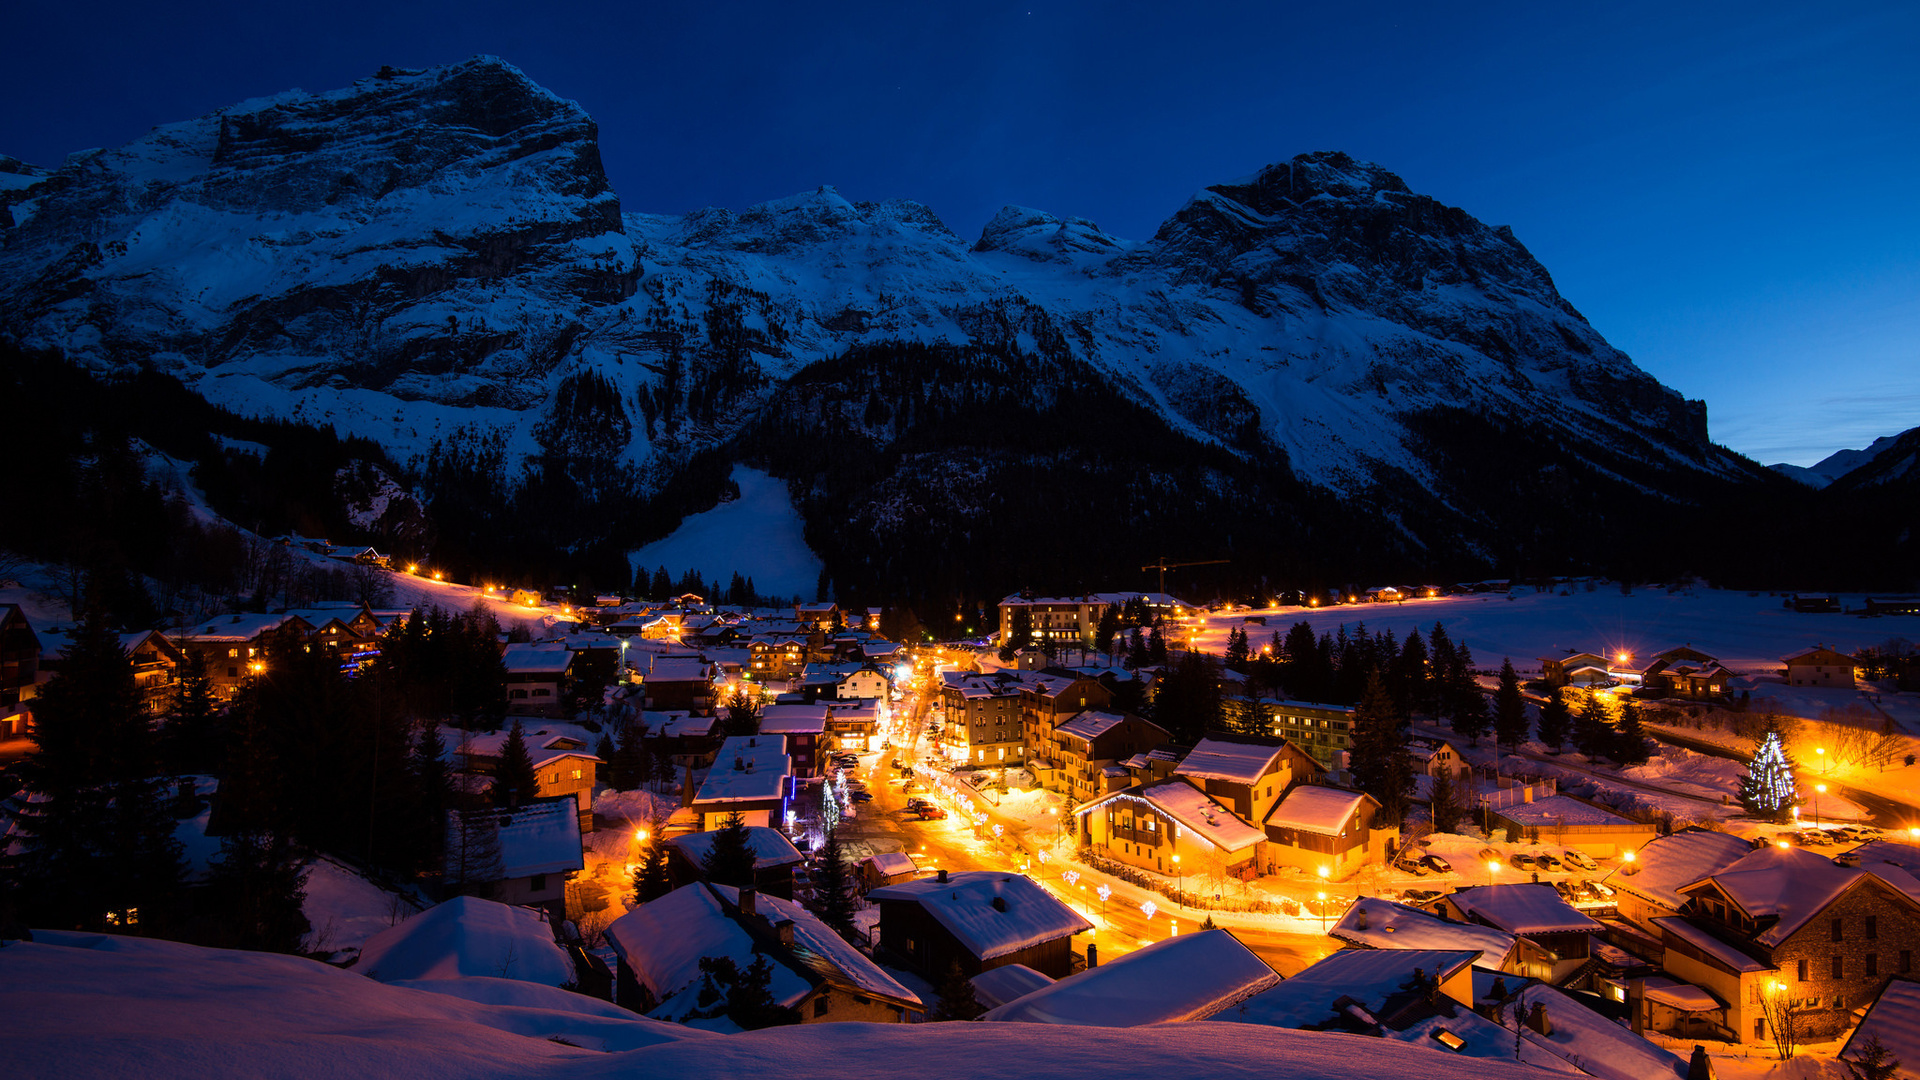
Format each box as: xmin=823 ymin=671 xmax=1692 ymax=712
xmin=1770 ymin=431 xmax=1908 ymax=488
xmin=0 ymin=57 xmax=1794 ymax=598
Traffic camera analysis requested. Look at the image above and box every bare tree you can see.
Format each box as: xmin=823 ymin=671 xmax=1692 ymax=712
xmin=1758 ymin=980 xmax=1800 ymax=1060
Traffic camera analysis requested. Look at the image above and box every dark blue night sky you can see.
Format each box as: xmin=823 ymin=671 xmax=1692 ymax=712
xmin=6 ymin=0 xmax=1916 ymax=464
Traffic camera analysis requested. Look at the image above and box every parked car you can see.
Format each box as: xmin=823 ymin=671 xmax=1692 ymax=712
xmin=1402 ymin=888 xmax=1444 ymax=905
xmin=1586 ymin=880 xmax=1615 ymax=900
xmin=1478 ymin=847 xmax=1501 ymax=863
xmin=1534 ymin=853 xmax=1562 ymax=872
xmin=1552 ymin=880 xmax=1580 ymax=902
xmin=1510 ymin=853 xmax=1537 ymax=871
xmin=1562 ymin=849 xmax=1599 ymax=872
xmin=1420 ymin=853 xmax=1453 ymax=874
xmin=850 ymin=791 xmax=873 ymax=802
xmin=915 ymin=805 xmax=947 ymax=820
xmin=1395 ymin=859 xmax=1430 ymax=877
xmin=1834 ymin=849 xmax=1864 ymax=867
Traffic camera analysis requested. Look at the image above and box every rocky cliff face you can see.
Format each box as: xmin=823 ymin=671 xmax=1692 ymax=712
xmin=0 ymin=57 xmax=1771 ymax=588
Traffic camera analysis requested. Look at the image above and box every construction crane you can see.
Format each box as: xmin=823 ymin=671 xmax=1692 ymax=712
xmin=1141 ymin=557 xmax=1229 ymax=597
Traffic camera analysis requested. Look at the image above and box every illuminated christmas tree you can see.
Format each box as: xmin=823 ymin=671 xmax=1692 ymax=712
xmin=1738 ymin=730 xmax=1797 ymax=821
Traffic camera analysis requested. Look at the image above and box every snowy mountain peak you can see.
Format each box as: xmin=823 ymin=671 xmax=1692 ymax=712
xmin=1770 ymin=431 xmax=1909 ymax=488
xmin=974 ymin=205 xmax=1127 ymax=262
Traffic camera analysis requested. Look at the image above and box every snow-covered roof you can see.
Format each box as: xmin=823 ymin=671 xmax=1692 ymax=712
xmin=607 ymin=882 xmax=920 ymax=1015
xmin=495 ymin=797 xmax=585 ymax=879
xmin=644 ymin=711 xmax=716 ymax=738
xmin=501 ymin=641 xmax=573 ymax=675
xmin=1489 ymin=794 xmax=1636 ymax=828
xmin=1175 ymin=737 xmax=1283 ymax=784
xmin=1055 ymin=710 xmax=1126 ymax=741
xmin=1682 ymin=844 xmax=1920 ymax=946
xmin=357 ymin=896 xmax=574 ymax=987
xmin=1264 ymin=786 xmax=1368 ymax=836
xmin=1848 ymin=839 xmax=1920 ymax=878
xmin=695 ymin=736 xmax=791 ymax=804
xmin=1603 ymin=829 xmax=1752 ymax=911
xmin=1447 ymin=884 xmax=1602 ymax=935
xmin=1330 ymin=897 xmax=1516 ymax=969
xmin=178 ymin=612 xmax=309 ymax=643
xmin=1639 ymin=977 xmax=1721 ymax=1012
xmin=868 ymin=872 xmax=1092 ymax=960
xmin=980 ymin=929 xmax=1279 ymax=1026
xmin=456 ymin=729 xmax=600 ymax=770
xmin=1074 ymin=781 xmax=1265 ymax=853
xmin=1650 ymin=917 xmax=1770 ymax=973
xmin=669 ymin=826 xmax=804 ymax=871
xmin=643 ymin=657 xmax=716 ymax=683
xmin=1842 ymin=977 xmax=1920 ymax=1076
xmin=759 ymin=704 xmax=830 ymax=734
xmin=862 ymin=852 xmax=917 ymax=877
xmin=1225 ymin=949 xmax=1480 ymax=1030
xmin=1469 ymin=974 xmax=1689 ymax=1080
xmin=970 ymin=964 xmax=1055 ymax=1010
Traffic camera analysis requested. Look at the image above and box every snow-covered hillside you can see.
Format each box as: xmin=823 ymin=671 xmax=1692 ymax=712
xmin=0 ymin=56 xmax=1781 ymax=586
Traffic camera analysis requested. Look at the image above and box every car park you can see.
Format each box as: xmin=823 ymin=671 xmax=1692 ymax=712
xmin=1562 ymin=849 xmax=1598 ymax=872
xmin=1534 ymin=853 xmax=1562 ymax=872
xmin=1510 ymin=852 xmax=1536 ymax=870
xmin=916 ymin=805 xmax=947 ymax=820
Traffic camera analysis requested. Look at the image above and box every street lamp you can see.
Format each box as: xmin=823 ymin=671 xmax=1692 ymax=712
xmin=1487 ymin=859 xmax=1500 ymax=887
xmin=1175 ymin=854 xmax=1183 ymax=904
xmin=1817 ymin=747 xmax=1828 ymax=775
xmin=1815 ymin=783 xmax=1826 ymax=829
xmin=1317 ymin=889 xmax=1329 ymax=933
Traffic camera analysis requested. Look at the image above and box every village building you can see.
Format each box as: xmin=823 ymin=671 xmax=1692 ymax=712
xmin=1431 ymin=883 xmax=1603 ymax=984
xmin=1841 ymin=977 xmax=1920 ymax=1076
xmin=1603 ymin=829 xmax=1755 ymax=935
xmin=1485 ymin=793 xmax=1658 ymax=858
xmin=445 ymin=795 xmax=585 ymax=923
xmin=607 ymin=882 xmax=922 ymax=1024
xmin=640 ymin=710 xmax=722 ymax=771
xmin=979 ymin=929 xmax=1279 ymax=1025
xmin=1410 ymin=736 xmax=1471 ymax=783
xmin=638 ymin=656 xmax=719 ymax=715
xmin=1331 ymin=896 xmax=1558 ymax=980
xmin=1263 ymin=785 xmax=1394 ymax=880
xmin=690 ymin=735 xmax=792 ymax=830
xmin=356 ymin=895 xmax=578 ymax=988
xmin=1539 ymin=652 xmax=1617 ymax=689
xmin=856 ymin=852 xmax=918 ymax=894
xmin=757 ymin=704 xmax=827 ymax=778
xmin=793 ymin=602 xmax=841 ymax=632
xmin=666 ymin=826 xmax=805 ymax=899
xmin=502 ymin=642 xmax=574 ymax=718
xmin=174 ymin=612 xmax=316 ymax=700
xmin=970 ymin=964 xmax=1055 ymax=1011
xmin=1263 ymin=699 xmax=1356 ymax=768
xmin=1017 ymin=671 xmax=1114 ymax=767
xmin=1176 ymin=734 xmax=1322 ymax=824
xmin=1034 ymin=710 xmax=1170 ymax=804
xmin=1 ymin=604 xmax=43 ymax=730
xmin=119 ymin=629 xmax=184 ymax=716
xmin=938 ymin=670 xmax=1025 ymax=767
xmin=1781 ymin=646 xmax=1858 ymax=689
xmin=1075 ymin=777 xmax=1269 ymax=881
xmin=824 ymin=698 xmax=883 ymax=751
xmin=453 ymin=729 xmax=601 ymax=829
xmin=1639 ymin=646 xmax=1729 ymax=700
xmin=869 ymin=869 xmax=1092 ymax=979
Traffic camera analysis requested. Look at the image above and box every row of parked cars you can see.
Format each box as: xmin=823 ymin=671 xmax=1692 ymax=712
xmin=1797 ymin=824 xmax=1884 ymax=847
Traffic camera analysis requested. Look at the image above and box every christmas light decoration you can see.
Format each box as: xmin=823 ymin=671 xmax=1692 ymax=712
xmin=1739 ymin=730 xmax=1798 ymax=821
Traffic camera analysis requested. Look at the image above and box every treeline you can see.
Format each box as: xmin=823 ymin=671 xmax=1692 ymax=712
xmin=630 ymin=564 xmax=794 ymax=608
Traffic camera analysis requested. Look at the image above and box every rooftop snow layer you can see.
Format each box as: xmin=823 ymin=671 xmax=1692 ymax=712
xmin=1227 ymin=949 xmax=1480 ymax=1029
xmin=669 ymin=826 xmax=803 ymax=870
xmin=495 ymin=797 xmax=585 ymax=879
xmin=971 ymin=964 xmax=1056 ymax=1010
xmin=1650 ymin=917 xmax=1770 ymax=973
xmin=1603 ymin=829 xmax=1753 ymax=911
xmin=1055 ymin=710 xmax=1126 ymax=741
xmin=1683 ymin=845 xmax=1920 ymax=946
xmin=1264 ymin=786 xmax=1367 ymax=836
xmin=1175 ymin=737 xmax=1284 ymax=784
xmin=868 ymin=872 xmax=1092 ymax=960
xmin=1842 ymin=978 xmax=1920 ymax=1076
xmin=356 ymin=895 xmax=575 ymax=987
xmin=1447 ymin=884 xmax=1602 ymax=935
xmin=1331 ymin=897 xmax=1516 ymax=968
xmin=981 ymin=929 xmax=1279 ymax=1025
xmin=1490 ymin=795 xmax=1635 ymax=827
xmin=502 ymin=642 xmax=573 ymax=675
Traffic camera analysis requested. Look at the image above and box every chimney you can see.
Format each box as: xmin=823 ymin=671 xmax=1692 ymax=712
xmin=1686 ymin=1045 xmax=1716 ymax=1080
xmin=1526 ymin=1002 xmax=1551 ymax=1036
xmin=937 ymin=868 xmax=949 ymax=883
xmin=775 ymin=919 xmax=795 ymax=947
xmin=991 ymin=896 xmax=1008 ymax=912
xmin=1356 ymin=907 xmax=1369 ymax=931
xmin=735 ymin=756 xmax=745 ymax=771
xmin=739 ymin=887 xmax=757 ymax=917
xmin=1086 ymin=943 xmax=1098 ymax=968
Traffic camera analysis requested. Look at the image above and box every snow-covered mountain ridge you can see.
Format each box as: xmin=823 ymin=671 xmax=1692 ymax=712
xmin=0 ymin=56 xmax=1778 ymax=586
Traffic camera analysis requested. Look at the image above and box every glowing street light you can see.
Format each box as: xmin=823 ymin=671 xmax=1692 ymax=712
xmin=1817 ymin=747 xmax=1828 ymax=774
xmin=1317 ymin=889 xmax=1329 ymax=932
xmin=1487 ymin=859 xmax=1501 ymax=886
xmin=1814 ymin=783 xmax=1827 ymax=829
xmin=1175 ymin=854 xmax=1183 ymax=903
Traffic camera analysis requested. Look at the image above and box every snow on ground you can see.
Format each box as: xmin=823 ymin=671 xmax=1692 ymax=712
xmin=1193 ymin=588 xmax=1916 ymax=676
xmin=627 ymin=466 xmax=823 ymax=602
xmin=301 ymin=855 xmax=423 ymax=960
xmin=356 ymin=896 xmax=576 ymax=987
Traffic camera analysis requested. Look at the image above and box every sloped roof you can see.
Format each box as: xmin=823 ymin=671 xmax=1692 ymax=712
xmin=1226 ymin=949 xmax=1479 ymax=1030
xmin=669 ymin=826 xmax=804 ymax=871
xmin=1651 ymin=917 xmax=1770 ymax=973
xmin=981 ymin=929 xmax=1278 ymax=1026
xmin=502 ymin=642 xmax=573 ymax=675
xmin=868 ymin=872 xmax=1091 ymax=960
xmin=1331 ymin=897 xmax=1516 ymax=969
xmin=1076 ymin=781 xmax=1266 ymax=853
xmin=1491 ymin=794 xmax=1636 ymax=828
xmin=1265 ymin=786 xmax=1368 ymax=836
xmin=1603 ymin=829 xmax=1752 ymax=911
xmin=357 ymin=896 xmax=574 ymax=987
xmin=1841 ymin=977 xmax=1920 ymax=1076
xmin=1682 ymin=845 xmax=1920 ymax=946
xmin=1447 ymin=884 xmax=1602 ymax=935
xmin=1056 ymin=710 xmax=1126 ymax=741
xmin=494 ymin=797 xmax=585 ymax=879
xmin=1176 ymin=737 xmax=1283 ymax=784
xmin=970 ymin=964 xmax=1055 ymax=1011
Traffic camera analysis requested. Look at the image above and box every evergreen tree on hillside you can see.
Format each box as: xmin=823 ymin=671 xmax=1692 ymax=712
xmin=1148 ymin=622 xmax=1168 ymax=665
xmin=1613 ymin=698 xmax=1651 ymax=766
xmin=1094 ymin=605 xmax=1120 ymax=660
xmin=998 ymin=606 xmax=1034 ymax=663
xmin=1493 ymin=659 xmax=1528 ymax=748
xmin=445 ymin=805 xmax=503 ymax=898
xmin=1347 ymin=668 xmax=1414 ymax=826
xmin=493 ymin=719 xmax=539 ymax=809
xmin=1429 ymin=765 xmax=1464 ymax=834
xmin=812 ymin=830 xmax=857 ymax=940
xmin=932 ymin=959 xmax=985 ymax=1021
xmin=1150 ymin=650 xmax=1226 ymax=744
xmin=650 ymin=566 xmax=672 ymax=600
xmin=1224 ymin=627 xmax=1251 ymax=671
xmin=3 ymin=606 xmax=184 ymax=932
xmin=633 ymin=830 xmax=673 ymax=903
xmin=702 ymin=811 xmax=757 ymax=889
xmin=205 ymin=696 xmax=310 ymax=953
xmin=1572 ymin=691 xmax=1613 ymax=759
xmin=408 ymin=723 xmax=453 ymax=874
xmin=165 ymin=648 xmax=219 ymax=774
xmin=723 ymin=688 xmax=760 ymax=738
xmin=1394 ymin=631 xmax=1431 ymax=716
xmin=1125 ymin=627 xmax=1148 ymax=670
xmin=1535 ymin=688 xmax=1571 ymax=753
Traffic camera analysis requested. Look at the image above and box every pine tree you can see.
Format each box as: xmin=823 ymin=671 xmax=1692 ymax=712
xmin=1395 ymin=631 xmax=1431 ymax=716
xmin=1842 ymin=1032 xmax=1901 ymax=1080
xmin=724 ymin=688 xmax=760 ymax=737
xmin=1148 ymin=622 xmax=1168 ymax=665
xmin=409 ymin=724 xmax=453 ymax=874
xmin=609 ymin=722 xmax=647 ymax=791
xmin=1150 ymin=651 xmax=1226 ymax=744
xmin=1738 ymin=730 xmax=1797 ymax=821
xmin=3 ymin=605 xmax=184 ymax=932
xmin=633 ymin=831 xmax=673 ymax=903
xmin=1572 ymin=691 xmax=1614 ymax=759
xmin=1445 ymin=640 xmax=1485 ymax=737
xmin=1125 ymin=627 xmax=1148 ymax=670
xmin=1347 ymin=669 xmax=1413 ymax=826
xmin=931 ymin=959 xmax=984 ymax=1020
xmin=1093 ymin=605 xmax=1120 ymax=660
xmin=1224 ymin=627 xmax=1251 ymax=671
xmin=445 ymin=805 xmax=503 ymax=898
xmin=492 ymin=719 xmax=539 ymax=808
xmin=1493 ymin=659 xmax=1528 ymax=748
xmin=1535 ymin=689 xmax=1571 ymax=753
xmin=727 ymin=952 xmax=793 ymax=1029
xmin=702 ymin=811 xmax=757 ymax=888
xmin=206 ymin=697 xmax=310 ymax=953
xmin=165 ymin=648 xmax=219 ymax=774
xmin=1613 ymin=699 xmax=1651 ymax=765
xmin=998 ymin=606 xmax=1034 ymax=663
xmin=812 ymin=830 xmax=857 ymax=940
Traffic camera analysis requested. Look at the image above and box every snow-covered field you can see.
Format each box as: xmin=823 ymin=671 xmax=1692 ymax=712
xmin=627 ymin=466 xmax=822 ymax=602
xmin=1195 ymin=588 xmax=1915 ymax=675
